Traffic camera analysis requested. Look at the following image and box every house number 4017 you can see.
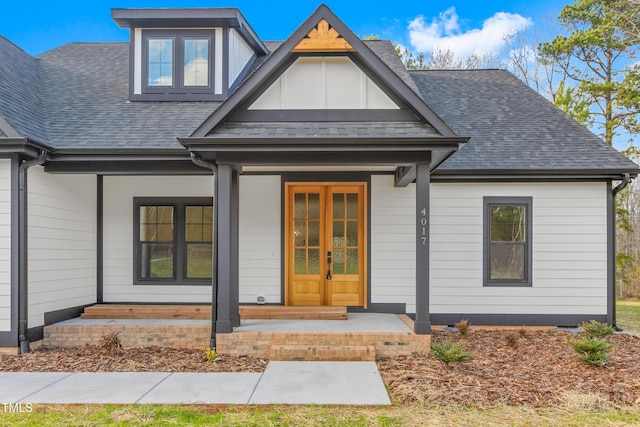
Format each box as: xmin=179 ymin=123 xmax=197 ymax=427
xmin=420 ymin=208 xmax=427 ymax=246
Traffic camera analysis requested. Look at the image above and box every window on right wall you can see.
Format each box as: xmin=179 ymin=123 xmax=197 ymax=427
xmin=483 ymin=197 xmax=532 ymax=287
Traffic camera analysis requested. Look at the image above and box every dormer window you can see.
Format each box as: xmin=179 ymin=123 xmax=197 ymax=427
xmin=112 ymin=8 xmax=269 ymax=101
xmin=142 ymin=30 xmax=213 ymax=95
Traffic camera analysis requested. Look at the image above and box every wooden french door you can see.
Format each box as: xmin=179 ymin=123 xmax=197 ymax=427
xmin=285 ymin=183 xmax=366 ymax=307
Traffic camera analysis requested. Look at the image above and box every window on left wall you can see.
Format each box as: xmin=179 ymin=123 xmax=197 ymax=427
xmin=134 ymin=198 xmax=213 ymax=285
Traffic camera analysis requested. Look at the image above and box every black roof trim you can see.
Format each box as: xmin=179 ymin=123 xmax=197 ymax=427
xmin=180 ymin=136 xmax=466 ymax=148
xmin=0 ymin=137 xmax=52 ymax=158
xmin=111 ymin=8 xmax=268 ymax=55
xmin=190 ymin=4 xmax=457 ymax=138
xmin=433 ymin=168 xmax=639 ymax=177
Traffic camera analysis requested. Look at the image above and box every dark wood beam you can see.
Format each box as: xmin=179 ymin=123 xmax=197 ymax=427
xmin=394 ymin=165 xmax=415 ymax=187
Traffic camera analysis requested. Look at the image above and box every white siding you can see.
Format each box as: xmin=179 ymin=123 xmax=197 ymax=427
xmin=214 ymin=28 xmax=223 ymax=94
xmin=430 ymin=183 xmax=608 ymax=315
xmin=239 ymin=176 xmax=281 ymax=303
xmin=370 ymin=175 xmax=416 ymax=313
xmin=28 ymin=167 xmax=97 ymax=327
xmin=228 ymin=29 xmax=254 ymax=88
xmin=133 ymin=28 xmax=142 ymax=95
xmin=0 ymin=160 xmax=11 ymax=331
xmin=103 ymin=176 xmax=213 ymax=302
xmin=250 ymin=57 xmax=399 ymax=110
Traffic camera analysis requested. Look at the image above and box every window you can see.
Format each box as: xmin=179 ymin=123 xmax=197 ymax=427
xmin=134 ymin=198 xmax=213 ymax=285
xmin=142 ymin=30 xmax=213 ymax=95
xmin=483 ymin=197 xmax=532 ymax=287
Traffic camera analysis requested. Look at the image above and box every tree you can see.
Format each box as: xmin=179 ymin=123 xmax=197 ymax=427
xmin=394 ymin=43 xmax=494 ymax=70
xmin=394 ymin=43 xmax=427 ymax=70
xmin=539 ymin=0 xmax=640 ymax=146
xmin=555 ymin=80 xmax=593 ymax=126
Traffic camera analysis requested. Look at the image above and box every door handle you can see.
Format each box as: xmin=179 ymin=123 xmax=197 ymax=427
xmin=326 ymin=251 xmax=332 ymax=280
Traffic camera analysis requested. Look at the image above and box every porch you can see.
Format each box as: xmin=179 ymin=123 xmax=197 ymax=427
xmin=42 ymin=306 xmax=430 ymax=361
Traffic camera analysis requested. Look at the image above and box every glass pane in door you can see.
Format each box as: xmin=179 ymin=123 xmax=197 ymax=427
xmin=331 ymin=192 xmax=359 ymax=275
xmin=293 ymin=192 xmax=321 ymax=274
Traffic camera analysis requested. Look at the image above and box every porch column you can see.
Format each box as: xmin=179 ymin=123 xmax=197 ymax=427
xmin=414 ymin=162 xmax=431 ymax=334
xmin=216 ymin=164 xmax=240 ymax=333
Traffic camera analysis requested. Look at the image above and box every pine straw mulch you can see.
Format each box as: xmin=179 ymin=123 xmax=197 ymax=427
xmin=0 ymin=346 xmax=268 ymax=373
xmin=378 ymin=329 xmax=640 ymax=407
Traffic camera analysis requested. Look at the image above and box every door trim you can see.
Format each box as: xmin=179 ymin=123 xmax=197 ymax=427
xmin=284 ymin=182 xmax=367 ymax=308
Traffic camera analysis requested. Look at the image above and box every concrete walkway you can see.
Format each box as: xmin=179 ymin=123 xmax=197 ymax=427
xmin=0 ymin=361 xmax=390 ymax=405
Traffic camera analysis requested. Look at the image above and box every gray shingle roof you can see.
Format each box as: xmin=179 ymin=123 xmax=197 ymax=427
xmin=37 ymin=43 xmax=219 ymax=149
xmin=0 ymin=36 xmax=48 ymax=143
xmin=209 ymin=121 xmax=437 ymax=138
xmin=0 ymin=31 xmax=635 ymax=175
xmin=410 ymin=69 xmax=638 ymax=173
xmin=363 ymin=40 xmax=422 ymax=98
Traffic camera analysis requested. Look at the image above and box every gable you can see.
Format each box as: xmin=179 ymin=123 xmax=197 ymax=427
xmin=190 ymin=4 xmax=457 ymax=138
xmin=249 ymin=56 xmax=399 ymax=110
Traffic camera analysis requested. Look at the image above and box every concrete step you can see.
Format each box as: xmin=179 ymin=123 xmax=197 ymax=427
xmin=268 ymin=345 xmax=376 ymax=361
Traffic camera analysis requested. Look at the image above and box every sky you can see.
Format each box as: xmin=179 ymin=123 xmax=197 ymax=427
xmin=3 ymin=1 xmax=568 ymax=56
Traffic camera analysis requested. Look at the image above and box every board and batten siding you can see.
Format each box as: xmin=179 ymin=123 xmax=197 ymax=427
xmin=27 ymin=166 xmax=97 ymax=327
xmin=430 ymin=182 xmax=608 ymax=316
xmin=0 ymin=160 xmax=11 ymax=331
xmin=370 ymin=175 xmax=417 ymax=313
xmin=250 ymin=57 xmax=399 ymax=110
xmin=228 ymin=29 xmax=254 ymax=89
xmin=239 ymin=175 xmax=281 ymax=303
xmin=103 ymin=176 xmax=213 ymax=302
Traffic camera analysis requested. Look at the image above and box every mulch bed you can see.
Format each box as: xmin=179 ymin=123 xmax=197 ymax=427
xmin=1 ymin=330 xmax=639 ymax=407
xmin=0 ymin=346 xmax=267 ymax=373
xmin=378 ymin=329 xmax=640 ymax=407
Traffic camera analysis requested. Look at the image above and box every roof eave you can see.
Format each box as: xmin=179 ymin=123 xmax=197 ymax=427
xmin=0 ymin=137 xmax=52 ymax=158
xmin=111 ymin=8 xmax=268 ymax=55
xmin=432 ymin=168 xmax=639 ymax=181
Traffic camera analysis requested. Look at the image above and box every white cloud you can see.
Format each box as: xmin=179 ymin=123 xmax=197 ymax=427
xmin=408 ymin=7 xmax=533 ymax=59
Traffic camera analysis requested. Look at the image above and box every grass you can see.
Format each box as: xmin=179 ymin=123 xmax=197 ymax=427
xmin=617 ymin=299 xmax=640 ymax=332
xmin=2 ymin=404 xmax=640 ymax=426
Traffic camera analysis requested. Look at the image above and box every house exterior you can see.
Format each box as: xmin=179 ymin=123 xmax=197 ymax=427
xmin=0 ymin=5 xmax=637 ymax=352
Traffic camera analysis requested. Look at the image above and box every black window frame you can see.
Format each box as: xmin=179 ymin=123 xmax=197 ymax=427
xmin=141 ymin=29 xmax=215 ymax=96
xmin=483 ymin=196 xmax=532 ymax=287
xmin=134 ymin=197 xmax=213 ymax=286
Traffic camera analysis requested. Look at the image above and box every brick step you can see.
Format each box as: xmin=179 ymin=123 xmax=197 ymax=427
xmin=81 ymin=304 xmax=211 ymax=320
xmin=269 ymin=345 xmax=376 ymax=361
xmin=239 ymin=305 xmax=347 ymax=320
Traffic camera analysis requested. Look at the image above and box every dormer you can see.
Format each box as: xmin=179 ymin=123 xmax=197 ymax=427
xmin=112 ymin=8 xmax=268 ymax=101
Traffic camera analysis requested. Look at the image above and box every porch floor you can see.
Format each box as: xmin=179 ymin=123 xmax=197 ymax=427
xmin=235 ymin=313 xmax=412 ymax=333
xmin=43 ymin=313 xmax=430 ymax=359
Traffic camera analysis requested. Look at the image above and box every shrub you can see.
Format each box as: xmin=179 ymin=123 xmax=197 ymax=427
xmin=98 ymin=332 xmax=122 ymax=354
xmin=518 ymin=327 xmax=527 ymax=338
xmin=568 ymin=337 xmax=613 ymax=366
xmin=206 ymin=347 xmax=217 ymax=363
xmin=506 ymin=333 xmax=520 ymax=348
xmin=580 ymin=320 xmax=614 ymax=339
xmin=430 ymin=340 xmax=471 ymax=365
xmin=454 ymin=319 xmax=469 ymax=336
